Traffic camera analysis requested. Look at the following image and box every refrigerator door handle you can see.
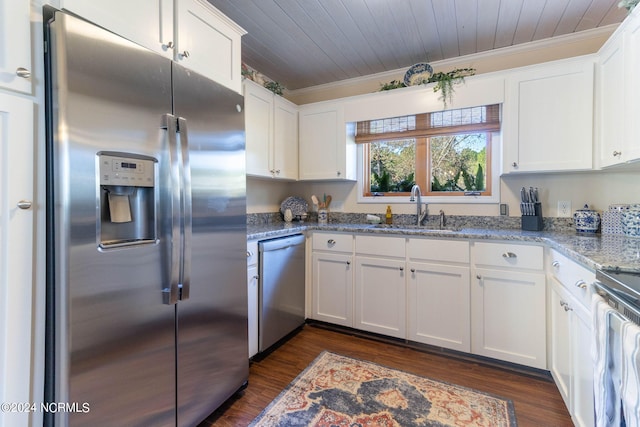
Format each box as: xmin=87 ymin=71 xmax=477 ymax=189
xmin=162 ymin=113 xmax=181 ymax=305
xmin=177 ymin=116 xmax=192 ymax=301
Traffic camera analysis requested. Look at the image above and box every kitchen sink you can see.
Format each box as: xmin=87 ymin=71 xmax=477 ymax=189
xmin=371 ymin=224 xmax=455 ymax=232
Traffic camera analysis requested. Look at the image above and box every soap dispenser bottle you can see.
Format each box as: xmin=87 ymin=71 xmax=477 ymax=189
xmin=385 ymin=205 xmax=392 ymax=224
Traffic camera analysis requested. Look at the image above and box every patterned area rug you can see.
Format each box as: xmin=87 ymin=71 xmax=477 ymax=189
xmin=249 ymin=351 xmax=517 ymax=427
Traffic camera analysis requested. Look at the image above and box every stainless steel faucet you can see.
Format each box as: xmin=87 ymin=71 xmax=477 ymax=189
xmin=410 ymin=185 xmax=428 ymax=226
xmin=439 ymin=210 xmax=446 ymax=229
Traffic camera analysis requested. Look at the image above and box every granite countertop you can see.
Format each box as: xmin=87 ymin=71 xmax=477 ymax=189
xmin=247 ymin=223 xmax=640 ymax=273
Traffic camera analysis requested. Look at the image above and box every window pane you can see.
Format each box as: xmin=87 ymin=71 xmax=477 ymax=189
xmin=370 ymin=139 xmax=416 ymax=193
xmin=430 ymin=133 xmax=487 ymax=192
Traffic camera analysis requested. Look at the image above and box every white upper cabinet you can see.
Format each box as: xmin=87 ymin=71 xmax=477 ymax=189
xmin=503 ymin=56 xmax=594 ymax=173
xmin=596 ymin=7 xmax=640 ymax=168
xmin=299 ymin=101 xmax=356 ymax=181
xmin=175 ymin=0 xmax=245 ymax=93
xmin=59 ymin=0 xmax=245 ymax=93
xmin=244 ymin=80 xmax=298 ymax=180
xmin=0 ymin=0 xmax=32 ymax=94
xmin=59 ymin=0 xmax=175 ymax=59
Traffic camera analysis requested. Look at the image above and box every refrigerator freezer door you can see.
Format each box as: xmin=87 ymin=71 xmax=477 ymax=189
xmin=47 ymin=12 xmax=176 ymax=427
xmin=172 ymin=64 xmax=248 ymax=426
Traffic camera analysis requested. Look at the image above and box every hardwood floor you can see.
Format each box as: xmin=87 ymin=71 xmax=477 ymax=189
xmin=200 ymin=324 xmax=572 ymax=426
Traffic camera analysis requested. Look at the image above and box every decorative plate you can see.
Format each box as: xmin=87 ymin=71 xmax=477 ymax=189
xmin=404 ymin=62 xmax=434 ymax=86
xmin=280 ymin=196 xmax=309 ymax=217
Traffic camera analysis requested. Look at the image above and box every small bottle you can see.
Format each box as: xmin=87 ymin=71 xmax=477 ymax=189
xmin=385 ymin=205 xmax=392 ymax=224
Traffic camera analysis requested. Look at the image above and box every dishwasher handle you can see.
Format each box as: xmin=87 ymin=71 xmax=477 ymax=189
xmin=259 ymin=234 xmax=305 ymax=252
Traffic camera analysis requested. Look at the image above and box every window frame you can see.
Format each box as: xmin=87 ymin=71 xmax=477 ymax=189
xmin=356 ymin=106 xmax=501 ymax=205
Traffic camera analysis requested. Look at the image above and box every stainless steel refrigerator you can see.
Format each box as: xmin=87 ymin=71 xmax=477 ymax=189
xmin=44 ymin=8 xmax=248 ymax=427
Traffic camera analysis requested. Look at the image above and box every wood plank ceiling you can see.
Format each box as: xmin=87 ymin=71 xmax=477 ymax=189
xmin=207 ymin=0 xmax=629 ymax=90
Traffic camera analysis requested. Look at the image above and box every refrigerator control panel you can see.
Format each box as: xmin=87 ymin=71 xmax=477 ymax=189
xmin=99 ymin=154 xmax=155 ymax=187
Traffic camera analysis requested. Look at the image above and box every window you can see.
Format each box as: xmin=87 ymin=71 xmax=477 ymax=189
xmin=356 ymin=105 xmax=500 ymax=201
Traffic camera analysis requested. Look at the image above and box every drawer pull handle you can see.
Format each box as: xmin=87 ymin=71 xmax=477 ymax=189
xmin=574 ymin=280 xmax=587 ymax=290
xmin=552 ymin=261 xmax=560 ymax=268
xmin=327 ymin=239 xmax=336 ymax=245
xmin=502 ymin=252 xmax=517 ymax=259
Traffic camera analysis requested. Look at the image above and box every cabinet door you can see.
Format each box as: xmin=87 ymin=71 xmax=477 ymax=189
xmin=176 ymin=0 xmax=244 ymax=93
xmin=504 ymin=58 xmax=594 ymax=172
xmin=0 ymin=94 xmax=34 ymax=427
xmin=623 ymin=14 xmax=640 ymax=163
xmin=0 ymin=0 xmax=32 ymax=93
xmin=311 ymin=252 xmax=353 ymax=327
xmin=59 ymin=0 xmax=174 ymax=59
xmin=247 ymin=264 xmax=259 ymax=357
xmin=244 ymin=80 xmax=273 ymax=177
xmin=408 ymin=262 xmax=470 ymax=352
xmin=354 ymin=256 xmax=406 ymax=338
xmin=273 ymin=96 xmax=298 ymax=180
xmin=597 ymin=35 xmax=625 ymax=167
xmin=549 ymin=280 xmax=571 ymax=407
xmin=299 ymin=102 xmax=355 ymax=181
xmin=471 ymin=268 xmax=546 ymax=369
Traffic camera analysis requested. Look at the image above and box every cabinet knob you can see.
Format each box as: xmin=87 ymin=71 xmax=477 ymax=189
xmin=552 ymin=260 xmax=560 ymax=268
xmin=162 ymin=41 xmax=174 ymax=50
xmin=502 ymin=252 xmax=517 ymax=259
xmin=410 ymin=268 xmax=415 ymax=273
xmin=17 ymin=200 xmax=32 ymax=210
xmin=613 ymin=150 xmax=622 ymax=157
xmin=336 ymin=171 xmax=341 ymax=176
xmin=327 ymin=239 xmax=336 ymax=245
xmin=179 ymin=50 xmax=190 ymax=59
xmin=574 ymin=280 xmax=587 ymax=290
xmin=246 ymin=250 xmax=253 ymax=258
xmin=253 ymin=275 xmax=259 ymax=280
xmin=275 ymin=169 xmax=281 ymax=174
xmin=564 ymin=304 xmax=573 ymax=312
xmin=476 ymin=274 xmax=482 ymax=280
xmin=16 ymin=67 xmax=31 ymax=78
xmin=346 ymin=260 xmax=351 ymax=266
xmin=512 ymin=162 xmax=518 ymax=168
xmin=399 ymin=267 xmax=404 ymax=272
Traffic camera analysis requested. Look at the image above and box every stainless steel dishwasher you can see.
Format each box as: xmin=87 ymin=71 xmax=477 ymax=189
xmin=258 ymin=234 xmax=306 ymax=352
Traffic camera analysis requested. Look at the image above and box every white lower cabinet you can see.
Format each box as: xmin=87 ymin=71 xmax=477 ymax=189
xmin=471 ymin=242 xmax=547 ymax=369
xmin=353 ymin=235 xmax=406 ymax=339
xmin=247 ymin=240 xmax=258 ymax=358
xmin=548 ymin=249 xmax=594 ymax=427
xmin=354 ymin=256 xmax=406 ymax=338
xmin=312 ymin=252 xmax=353 ymax=327
xmin=407 ymin=238 xmax=470 ymax=352
xmin=311 ymin=232 xmax=354 ymax=327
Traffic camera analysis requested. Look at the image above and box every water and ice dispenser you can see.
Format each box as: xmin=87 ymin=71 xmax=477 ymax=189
xmin=98 ymin=153 xmax=157 ymax=248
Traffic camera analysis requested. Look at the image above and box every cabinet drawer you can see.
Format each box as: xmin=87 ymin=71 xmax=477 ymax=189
xmin=473 ymin=241 xmax=543 ymax=270
xmin=355 ymin=235 xmax=405 ymax=258
xmin=247 ymin=240 xmax=258 ymax=266
xmin=549 ymin=249 xmax=594 ymax=309
xmin=312 ymin=232 xmax=353 ymax=252
xmin=408 ymin=238 xmax=469 ymax=263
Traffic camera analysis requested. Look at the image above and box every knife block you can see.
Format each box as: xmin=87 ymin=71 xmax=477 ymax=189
xmin=521 ymin=203 xmax=543 ymax=231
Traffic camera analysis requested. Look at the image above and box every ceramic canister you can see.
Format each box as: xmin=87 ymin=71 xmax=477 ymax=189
xmin=573 ymin=204 xmax=600 ymax=233
xmin=622 ymin=204 xmax=640 ymax=237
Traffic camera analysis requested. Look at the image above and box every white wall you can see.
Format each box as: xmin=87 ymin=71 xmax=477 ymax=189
xmin=249 ymin=168 xmax=640 ymax=218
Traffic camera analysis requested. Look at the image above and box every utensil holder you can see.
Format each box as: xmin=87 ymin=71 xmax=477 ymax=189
xmin=521 ymin=202 xmax=543 ymax=231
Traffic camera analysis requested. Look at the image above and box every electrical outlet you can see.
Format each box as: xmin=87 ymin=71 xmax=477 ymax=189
xmin=557 ymin=200 xmax=572 ymax=217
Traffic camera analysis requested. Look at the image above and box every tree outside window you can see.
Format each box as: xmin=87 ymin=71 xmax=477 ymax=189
xmin=359 ymin=105 xmax=499 ymax=198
